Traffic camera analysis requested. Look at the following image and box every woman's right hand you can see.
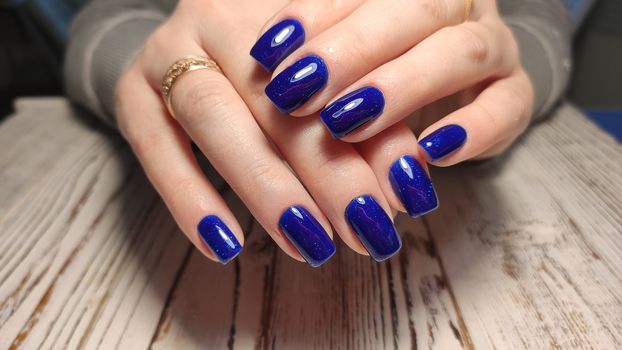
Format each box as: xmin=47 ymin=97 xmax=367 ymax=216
xmin=115 ymin=0 xmax=437 ymax=266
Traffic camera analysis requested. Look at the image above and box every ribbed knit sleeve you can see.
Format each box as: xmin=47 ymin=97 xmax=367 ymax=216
xmin=63 ymin=0 xmax=174 ymax=126
xmin=499 ymin=0 xmax=584 ymax=120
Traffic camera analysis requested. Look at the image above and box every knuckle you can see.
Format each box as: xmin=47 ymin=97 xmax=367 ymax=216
xmin=171 ymin=176 xmax=200 ymax=200
xmin=333 ymin=32 xmax=368 ymax=65
xmin=310 ymin=151 xmax=354 ymax=182
xmin=288 ymin=0 xmax=347 ymax=22
xmin=114 ymin=75 xmax=131 ymax=113
xmin=173 ymin=72 xmax=234 ymax=128
xmin=286 ymin=1 xmax=319 ymax=25
xmin=457 ymin=25 xmax=491 ymax=64
xmin=509 ymin=85 xmax=533 ymax=129
xmin=163 ymin=176 xmax=208 ymax=213
xmin=114 ymin=68 xmax=141 ymax=106
xmin=114 ymin=69 xmax=142 ymax=142
xmin=474 ymin=102 xmax=498 ymax=130
xmin=324 ymin=0 xmax=351 ymax=13
xmin=504 ymin=74 xmax=534 ymax=121
xmin=127 ymin=127 xmax=161 ymax=158
xmin=141 ymin=24 xmax=172 ymax=60
xmin=471 ymin=102 xmax=506 ymax=145
xmin=319 ymin=26 xmax=369 ymax=67
xmin=243 ymin=159 xmax=282 ymax=189
xmin=415 ymin=0 xmax=450 ymax=22
xmin=495 ymin=22 xmax=521 ymax=67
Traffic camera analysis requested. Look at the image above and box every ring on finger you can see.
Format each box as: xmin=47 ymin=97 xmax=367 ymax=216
xmin=161 ymin=55 xmax=223 ymax=118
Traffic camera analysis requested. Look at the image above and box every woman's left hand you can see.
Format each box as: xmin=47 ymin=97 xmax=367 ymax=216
xmin=251 ymin=0 xmax=534 ymax=164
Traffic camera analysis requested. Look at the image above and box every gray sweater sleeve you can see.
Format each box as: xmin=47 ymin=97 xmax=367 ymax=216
xmin=499 ymin=0 xmax=574 ymax=120
xmin=64 ymin=0 xmax=588 ymax=126
xmin=63 ymin=0 xmax=173 ymax=126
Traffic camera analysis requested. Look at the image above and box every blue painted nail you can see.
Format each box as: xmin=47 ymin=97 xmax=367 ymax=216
xmin=320 ymin=86 xmax=385 ymax=138
xmin=418 ymin=124 xmax=467 ymax=161
xmin=389 ymin=155 xmax=439 ymax=218
xmin=265 ymin=55 xmax=328 ymax=114
xmin=279 ymin=206 xmax=336 ymax=267
xmin=250 ymin=19 xmax=305 ymax=72
xmin=345 ymin=195 xmax=401 ymax=262
xmin=197 ymin=215 xmax=242 ymax=264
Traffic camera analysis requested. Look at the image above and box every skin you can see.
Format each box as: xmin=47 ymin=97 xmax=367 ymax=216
xmin=115 ymin=0 xmax=534 ymax=264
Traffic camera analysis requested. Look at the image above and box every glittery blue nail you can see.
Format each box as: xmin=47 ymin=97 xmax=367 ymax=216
xmin=345 ymin=195 xmax=401 ymax=262
xmin=197 ymin=215 xmax=242 ymax=264
xmin=419 ymin=124 xmax=467 ymax=161
xmin=279 ymin=206 xmax=336 ymax=267
xmin=265 ymin=55 xmax=328 ymax=114
xmin=389 ymin=155 xmax=438 ymax=218
xmin=320 ymin=86 xmax=385 ymax=138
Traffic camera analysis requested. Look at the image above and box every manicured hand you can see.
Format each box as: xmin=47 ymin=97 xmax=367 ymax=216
xmin=252 ymin=0 xmax=534 ymax=164
xmin=115 ymin=0 xmax=438 ymax=266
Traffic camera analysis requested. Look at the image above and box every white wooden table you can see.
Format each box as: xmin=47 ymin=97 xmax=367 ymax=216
xmin=0 ymin=98 xmax=621 ymax=349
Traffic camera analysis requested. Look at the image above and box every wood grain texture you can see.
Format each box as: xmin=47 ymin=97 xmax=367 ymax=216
xmin=0 ymin=98 xmax=620 ymax=349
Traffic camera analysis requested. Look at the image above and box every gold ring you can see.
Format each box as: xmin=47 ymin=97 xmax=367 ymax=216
xmin=161 ymin=55 xmax=222 ymax=117
xmin=464 ymin=0 xmax=473 ymax=21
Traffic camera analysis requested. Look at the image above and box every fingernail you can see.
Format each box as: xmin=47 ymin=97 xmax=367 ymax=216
xmin=345 ymin=195 xmax=401 ymax=262
xmin=320 ymin=86 xmax=384 ymax=138
xmin=265 ymin=55 xmax=328 ymax=114
xmin=250 ymin=19 xmax=305 ymax=72
xmin=197 ymin=215 xmax=242 ymax=264
xmin=418 ymin=124 xmax=467 ymax=161
xmin=279 ymin=206 xmax=336 ymax=267
xmin=389 ymin=155 xmax=439 ymax=218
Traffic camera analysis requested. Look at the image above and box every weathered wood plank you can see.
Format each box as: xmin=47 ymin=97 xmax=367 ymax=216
xmin=427 ymin=104 xmax=622 ymax=349
xmin=0 ymin=99 xmax=190 ymax=349
xmin=0 ymin=98 xmax=621 ymax=350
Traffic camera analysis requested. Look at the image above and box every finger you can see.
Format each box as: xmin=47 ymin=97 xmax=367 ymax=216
xmin=140 ymin=29 xmax=337 ymax=267
xmin=418 ymin=70 xmax=534 ymax=165
xmin=474 ymin=136 xmax=519 ymax=160
xmin=148 ymin=49 xmax=339 ymax=267
xmin=250 ymin=0 xmax=364 ymax=72
xmin=356 ymin=122 xmax=439 ymax=218
xmin=322 ymin=20 xmax=517 ymax=141
xmin=263 ymin=0 xmax=466 ymax=115
xmin=116 ymin=69 xmax=243 ymax=264
xmin=262 ymin=115 xmax=403 ymax=262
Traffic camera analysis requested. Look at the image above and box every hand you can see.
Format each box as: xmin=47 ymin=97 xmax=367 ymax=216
xmin=252 ymin=0 xmax=534 ymax=164
xmin=115 ymin=0 xmax=438 ymax=266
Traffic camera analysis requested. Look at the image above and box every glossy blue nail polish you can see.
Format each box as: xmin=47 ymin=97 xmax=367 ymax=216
xmin=418 ymin=124 xmax=467 ymax=161
xmin=250 ymin=19 xmax=305 ymax=72
xmin=320 ymin=86 xmax=385 ymax=138
xmin=265 ymin=55 xmax=328 ymax=114
xmin=389 ymin=155 xmax=439 ymax=218
xmin=197 ymin=215 xmax=242 ymax=264
xmin=345 ymin=195 xmax=401 ymax=262
xmin=279 ymin=206 xmax=336 ymax=267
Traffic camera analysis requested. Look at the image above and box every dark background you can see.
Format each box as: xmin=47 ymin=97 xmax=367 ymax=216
xmin=0 ymin=0 xmax=621 ymax=138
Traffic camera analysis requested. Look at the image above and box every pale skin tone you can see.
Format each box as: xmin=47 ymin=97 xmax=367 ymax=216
xmin=115 ymin=0 xmax=534 ymax=263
